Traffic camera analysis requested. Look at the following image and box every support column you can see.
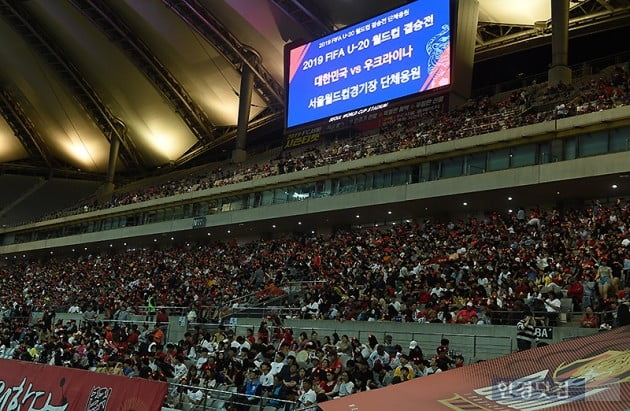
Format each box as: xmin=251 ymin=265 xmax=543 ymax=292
xmin=98 ymin=134 xmax=120 ymax=199
xmin=449 ymin=0 xmax=479 ymax=109
xmin=232 ymin=61 xmax=255 ymax=164
xmin=548 ymin=0 xmax=572 ymax=86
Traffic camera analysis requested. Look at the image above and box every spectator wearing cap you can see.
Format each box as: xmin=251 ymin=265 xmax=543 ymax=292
xmin=456 ymin=301 xmax=478 ymax=324
xmin=408 ymin=340 xmax=423 ymax=364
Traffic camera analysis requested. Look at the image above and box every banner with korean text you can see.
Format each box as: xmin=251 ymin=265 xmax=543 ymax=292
xmin=321 ymin=326 xmax=630 ymax=411
xmin=0 ymin=359 xmax=167 ymax=411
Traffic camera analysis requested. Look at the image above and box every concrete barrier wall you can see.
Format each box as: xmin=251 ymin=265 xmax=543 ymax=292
xmin=215 ymin=318 xmax=599 ymax=363
xmin=31 ymin=313 xmax=599 ymax=363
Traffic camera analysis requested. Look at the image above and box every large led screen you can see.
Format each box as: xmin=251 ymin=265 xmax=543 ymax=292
xmin=285 ymin=0 xmax=451 ymax=130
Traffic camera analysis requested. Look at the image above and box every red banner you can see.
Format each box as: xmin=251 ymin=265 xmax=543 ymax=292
xmin=0 ymin=359 xmax=167 ymax=411
xmin=321 ymin=326 xmax=630 ymax=411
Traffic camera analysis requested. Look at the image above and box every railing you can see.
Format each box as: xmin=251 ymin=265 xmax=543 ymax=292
xmin=231 ymin=305 xmax=304 ymax=319
xmin=166 ymin=382 xmax=300 ymax=411
xmin=135 ymin=281 xmax=325 ymax=318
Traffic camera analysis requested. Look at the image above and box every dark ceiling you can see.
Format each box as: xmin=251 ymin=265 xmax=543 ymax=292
xmin=0 ymin=0 xmax=629 ymax=182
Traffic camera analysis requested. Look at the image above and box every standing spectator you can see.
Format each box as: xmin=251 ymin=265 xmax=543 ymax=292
xmin=114 ymin=305 xmax=130 ymax=322
xmin=186 ymin=306 xmax=197 ymax=324
xmin=146 ymin=295 xmax=156 ymax=322
xmin=566 ymin=277 xmax=584 ymax=311
xmin=516 ymin=306 xmax=536 ymax=351
xmin=596 ymin=260 xmax=613 ymax=300
xmin=83 ymin=306 xmax=98 ymax=324
xmin=582 ymin=274 xmax=596 ymax=309
xmin=152 ymin=325 xmax=165 ymax=345
xmin=156 ymin=309 xmax=169 ymax=328
xmin=42 ymin=307 xmax=55 ymax=332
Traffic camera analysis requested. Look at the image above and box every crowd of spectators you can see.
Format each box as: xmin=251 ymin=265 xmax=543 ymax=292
xmin=1 ymin=198 xmax=630 ymax=407
xmin=2 ymin=198 xmax=629 ymax=324
xmin=1 ymin=309 xmax=468 ymax=410
xmin=19 ymin=63 xmax=629 ymax=226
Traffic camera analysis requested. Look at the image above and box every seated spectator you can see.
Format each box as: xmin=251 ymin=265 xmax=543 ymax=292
xmin=580 ymin=306 xmax=600 ymax=328
xmin=267 ymin=374 xmax=288 ymax=409
xmin=297 ymin=378 xmax=317 ymax=407
xmin=456 ymin=301 xmax=477 ymax=324
xmin=392 ymin=354 xmax=414 ymax=381
xmin=332 ymin=371 xmax=355 ymax=398
xmin=543 ymin=291 xmax=561 ymax=326
xmin=408 ymin=340 xmax=423 ymax=364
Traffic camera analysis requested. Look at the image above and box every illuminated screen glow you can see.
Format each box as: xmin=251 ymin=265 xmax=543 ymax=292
xmin=285 ymin=0 xmax=451 ymax=129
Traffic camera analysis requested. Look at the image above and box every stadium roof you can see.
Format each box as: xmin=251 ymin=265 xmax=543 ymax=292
xmin=0 ymin=0 xmax=629 ymax=181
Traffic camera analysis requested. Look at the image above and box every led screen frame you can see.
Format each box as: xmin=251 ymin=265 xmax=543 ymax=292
xmin=284 ymin=0 xmax=452 ymax=131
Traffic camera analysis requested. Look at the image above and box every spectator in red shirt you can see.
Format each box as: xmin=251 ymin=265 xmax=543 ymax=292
xmin=156 ymin=309 xmax=169 ymax=328
xmin=456 ymin=302 xmax=477 ymax=324
xmin=580 ymin=306 xmax=600 ymax=328
xmin=566 ymin=277 xmax=584 ymax=311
